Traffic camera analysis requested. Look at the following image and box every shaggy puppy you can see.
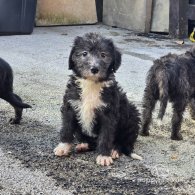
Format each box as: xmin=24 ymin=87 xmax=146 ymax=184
xmin=54 ymin=33 xmax=141 ymax=166
xmin=0 ymin=58 xmax=31 ymax=124
xmin=141 ymin=47 xmax=195 ymax=140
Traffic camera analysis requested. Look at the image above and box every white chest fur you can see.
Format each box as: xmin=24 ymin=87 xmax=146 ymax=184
xmin=69 ymin=78 xmax=111 ymax=137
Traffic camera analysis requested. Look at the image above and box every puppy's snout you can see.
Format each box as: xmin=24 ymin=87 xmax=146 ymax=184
xmin=90 ymin=67 xmax=99 ymax=74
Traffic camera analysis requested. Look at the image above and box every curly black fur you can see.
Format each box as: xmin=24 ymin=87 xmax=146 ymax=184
xmin=0 ymin=58 xmax=31 ymax=124
xmin=141 ymin=47 xmax=195 ymax=140
xmin=58 ymin=33 xmax=140 ymax=157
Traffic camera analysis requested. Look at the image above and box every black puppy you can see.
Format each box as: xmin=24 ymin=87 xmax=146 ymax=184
xmin=141 ymin=47 xmax=195 ymax=140
xmin=0 ymin=58 xmax=31 ymax=124
xmin=54 ymin=33 xmax=142 ymax=166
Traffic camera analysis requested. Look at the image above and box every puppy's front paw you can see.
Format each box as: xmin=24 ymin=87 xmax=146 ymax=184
xmin=75 ymin=143 xmax=89 ymax=152
xmin=96 ymin=155 xmax=113 ymax=166
xmin=54 ymin=143 xmax=72 ymax=156
xmin=111 ymin=149 xmax=120 ymax=159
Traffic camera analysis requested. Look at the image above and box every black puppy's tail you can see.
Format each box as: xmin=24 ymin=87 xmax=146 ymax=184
xmin=3 ymin=93 xmax=32 ymax=108
xmin=157 ymin=70 xmax=169 ymax=120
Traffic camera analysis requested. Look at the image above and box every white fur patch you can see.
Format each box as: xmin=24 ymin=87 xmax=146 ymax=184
xmin=69 ymin=78 xmax=112 ymax=137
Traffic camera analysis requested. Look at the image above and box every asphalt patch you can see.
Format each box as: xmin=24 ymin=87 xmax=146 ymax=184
xmin=0 ymin=113 xmax=176 ymax=195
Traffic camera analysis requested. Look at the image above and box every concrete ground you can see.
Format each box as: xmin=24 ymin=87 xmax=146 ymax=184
xmin=0 ymin=24 xmax=195 ymax=195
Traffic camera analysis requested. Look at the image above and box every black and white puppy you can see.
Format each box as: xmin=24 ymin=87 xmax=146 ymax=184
xmin=54 ymin=33 xmax=142 ymax=166
xmin=0 ymin=58 xmax=31 ymax=124
xmin=141 ymin=47 xmax=195 ymax=140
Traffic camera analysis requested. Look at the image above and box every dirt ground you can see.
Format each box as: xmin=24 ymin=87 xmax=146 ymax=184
xmin=0 ymin=24 xmax=195 ymax=195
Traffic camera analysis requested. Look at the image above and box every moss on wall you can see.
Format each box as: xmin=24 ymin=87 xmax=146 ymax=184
xmin=36 ymin=14 xmax=82 ymax=25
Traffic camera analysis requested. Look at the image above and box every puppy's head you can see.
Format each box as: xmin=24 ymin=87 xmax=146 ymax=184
xmin=69 ymin=33 xmax=121 ymax=81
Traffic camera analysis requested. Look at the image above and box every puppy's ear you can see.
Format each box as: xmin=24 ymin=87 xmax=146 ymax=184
xmin=68 ymin=48 xmax=75 ymax=70
xmin=74 ymin=36 xmax=84 ymax=45
xmin=68 ymin=36 xmax=83 ymax=70
xmin=112 ymin=48 xmax=122 ymax=72
xmin=190 ymin=46 xmax=195 ymax=57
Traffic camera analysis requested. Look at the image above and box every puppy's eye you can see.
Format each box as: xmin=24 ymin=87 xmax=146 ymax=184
xmin=82 ymin=51 xmax=88 ymax=57
xmin=101 ymin=52 xmax=106 ymax=58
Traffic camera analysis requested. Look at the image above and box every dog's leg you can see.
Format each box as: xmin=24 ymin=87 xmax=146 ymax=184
xmin=141 ymin=88 xmax=157 ymax=136
xmin=9 ymin=106 xmax=22 ymax=124
xmin=96 ymin=115 xmax=115 ymax=166
xmin=54 ymin=104 xmax=76 ymax=156
xmin=171 ymin=100 xmax=187 ymax=140
xmin=9 ymin=94 xmax=23 ymax=124
xmin=2 ymin=93 xmax=23 ymax=124
xmin=189 ymin=98 xmax=195 ymax=120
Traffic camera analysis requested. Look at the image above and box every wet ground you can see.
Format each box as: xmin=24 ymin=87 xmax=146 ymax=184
xmin=0 ymin=24 xmax=195 ymax=195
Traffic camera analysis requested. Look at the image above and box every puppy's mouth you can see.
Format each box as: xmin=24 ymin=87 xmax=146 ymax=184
xmin=84 ymin=74 xmax=101 ymax=82
xmin=82 ymin=69 xmax=104 ymax=82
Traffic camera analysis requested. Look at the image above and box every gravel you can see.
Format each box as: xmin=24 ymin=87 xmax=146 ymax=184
xmin=0 ymin=24 xmax=194 ymax=194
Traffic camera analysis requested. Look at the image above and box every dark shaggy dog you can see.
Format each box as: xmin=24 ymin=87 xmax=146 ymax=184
xmin=54 ymin=33 xmax=142 ymax=166
xmin=0 ymin=58 xmax=31 ymax=124
xmin=141 ymin=47 xmax=195 ymax=140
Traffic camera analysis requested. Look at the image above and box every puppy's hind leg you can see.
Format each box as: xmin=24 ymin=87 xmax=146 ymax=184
xmin=75 ymin=130 xmax=97 ymax=153
xmin=114 ymin=143 xmax=143 ymax=161
xmin=115 ymin=102 xmax=142 ymax=160
xmin=111 ymin=149 xmax=120 ymax=159
xmin=141 ymin=87 xmax=157 ymax=136
xmin=76 ymin=143 xmax=89 ymax=153
xmin=10 ymin=106 xmax=22 ymax=124
xmin=8 ymin=94 xmax=23 ymax=124
xmin=171 ymin=99 xmax=187 ymax=140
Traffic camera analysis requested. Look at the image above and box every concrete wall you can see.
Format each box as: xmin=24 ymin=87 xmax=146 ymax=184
xmin=151 ymin=0 xmax=169 ymax=32
xmin=36 ymin=0 xmax=169 ymax=33
xmin=36 ymin=0 xmax=97 ymax=26
xmin=103 ymin=0 xmax=152 ymax=33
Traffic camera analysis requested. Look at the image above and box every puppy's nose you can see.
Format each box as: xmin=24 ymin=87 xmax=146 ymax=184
xmin=90 ymin=67 xmax=99 ymax=74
